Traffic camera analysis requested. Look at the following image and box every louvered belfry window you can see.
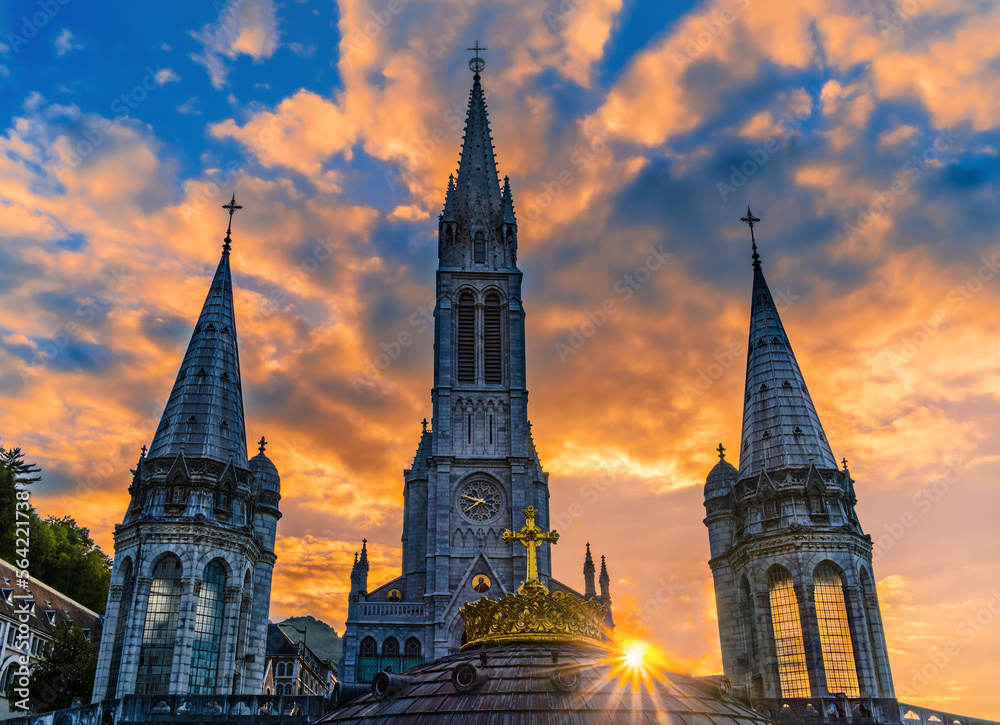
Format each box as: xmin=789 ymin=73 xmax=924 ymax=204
xmin=457 ymin=292 xmax=475 ymax=383
xmin=484 ymin=293 xmax=502 ymax=384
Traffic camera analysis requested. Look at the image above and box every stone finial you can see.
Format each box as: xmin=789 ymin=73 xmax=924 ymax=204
xmin=258 ymin=436 xmax=267 ymax=454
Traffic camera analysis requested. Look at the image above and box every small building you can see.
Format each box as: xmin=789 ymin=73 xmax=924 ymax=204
xmin=263 ymin=624 xmax=334 ymax=697
xmin=0 ymin=558 xmax=103 ymax=718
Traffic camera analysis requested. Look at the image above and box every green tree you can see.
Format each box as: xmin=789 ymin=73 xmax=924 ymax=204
xmin=4 ymin=622 xmax=98 ymax=713
xmin=0 ymin=439 xmax=39 ymax=564
xmin=29 ymin=516 xmax=112 ymax=614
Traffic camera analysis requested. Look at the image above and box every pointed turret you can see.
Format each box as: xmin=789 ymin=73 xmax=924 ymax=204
xmin=583 ymin=542 xmax=596 ymax=598
xmin=441 ymin=173 xmax=457 ymax=220
xmin=501 ymin=176 xmax=516 ymax=225
xmin=147 ymin=225 xmax=247 ymax=466
xmin=738 ymin=208 xmax=837 ymax=479
xmin=599 ymin=555 xmax=615 ymax=629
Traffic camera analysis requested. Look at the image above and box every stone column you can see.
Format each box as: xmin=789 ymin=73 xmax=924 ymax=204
xmin=844 ymin=584 xmax=878 ymax=697
xmin=797 ymin=583 xmax=826 ymax=696
xmin=91 ymin=583 xmax=125 ymax=701
xmin=214 ymin=584 xmax=242 ymax=694
xmin=171 ymin=577 xmax=198 ymax=694
xmin=117 ymin=576 xmax=152 ymax=697
xmin=864 ymin=590 xmax=896 ymax=697
xmin=754 ymin=590 xmax=781 ymax=698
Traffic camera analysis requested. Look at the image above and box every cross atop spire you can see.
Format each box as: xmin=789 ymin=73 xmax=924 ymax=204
xmin=222 ymin=194 xmax=243 ymax=253
xmin=741 ymin=206 xmax=761 ymax=269
xmin=258 ymin=436 xmax=267 ymax=454
xmin=503 ymin=506 xmax=559 ymax=596
xmin=717 ymin=442 xmax=726 ymax=460
xmin=467 ymin=41 xmax=487 ymax=74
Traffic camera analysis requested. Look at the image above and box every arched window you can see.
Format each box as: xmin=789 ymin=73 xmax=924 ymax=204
xmin=473 ymin=231 xmax=486 ymax=264
xmin=456 ymin=292 xmax=475 ymax=383
xmin=484 ymin=293 xmax=502 ymax=384
xmin=814 ymin=564 xmax=860 ymax=696
xmin=137 ymin=554 xmax=183 ymax=694
xmin=189 ymin=560 xmax=227 ymax=694
xmin=768 ymin=566 xmax=810 ymax=697
xmin=105 ymin=557 xmax=134 ymax=699
xmin=402 ymin=637 xmax=422 ymax=671
xmin=357 ymin=636 xmax=378 ymax=683
xmin=275 ymin=661 xmax=285 ymax=678
xmin=859 ymin=568 xmax=885 ymax=695
xmin=381 ymin=637 xmax=400 ymax=674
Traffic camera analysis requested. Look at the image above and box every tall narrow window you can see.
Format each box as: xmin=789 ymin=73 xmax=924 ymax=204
xmin=488 ymin=414 xmax=493 ymax=445
xmin=768 ymin=566 xmax=810 ymax=697
xmin=740 ymin=576 xmax=758 ymax=663
xmin=473 ymin=231 xmax=486 ymax=263
xmin=457 ymin=292 xmax=475 ymax=383
xmin=105 ymin=557 xmax=134 ymax=699
xmin=402 ymin=637 xmax=422 ymax=670
xmin=137 ymin=555 xmax=183 ymax=694
xmin=484 ymin=293 xmax=502 ymax=384
xmin=467 ymin=413 xmax=472 ymax=445
xmin=382 ymin=637 xmax=400 ymax=673
xmin=357 ymin=636 xmax=378 ymax=683
xmin=189 ymin=561 xmax=227 ymax=693
xmin=814 ymin=564 xmax=860 ymax=696
xmin=236 ymin=571 xmax=252 ymax=661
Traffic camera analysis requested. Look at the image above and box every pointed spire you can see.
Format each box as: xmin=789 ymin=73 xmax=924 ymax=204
xmin=738 ymin=209 xmax=838 ymax=479
xmin=359 ymin=538 xmax=369 ymax=571
xmin=147 ymin=207 xmax=248 ymax=466
xmin=583 ymin=542 xmax=596 ymax=598
xmin=452 ymin=57 xmax=502 ymax=231
xmin=441 ymin=173 xmax=456 ymax=219
xmin=599 ymin=555 xmax=610 ymax=599
xmin=502 ymin=176 xmax=516 ymax=225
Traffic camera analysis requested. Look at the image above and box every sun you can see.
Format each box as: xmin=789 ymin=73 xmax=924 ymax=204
xmin=623 ymin=641 xmax=649 ymax=670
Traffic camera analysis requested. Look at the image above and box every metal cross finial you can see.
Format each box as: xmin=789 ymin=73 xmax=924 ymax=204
xmin=258 ymin=436 xmax=267 ymax=454
xmin=741 ymin=206 xmax=761 ymax=268
xmin=842 ymin=458 xmax=849 ymax=471
xmin=467 ymin=41 xmax=487 ymax=74
xmin=140 ymin=445 xmax=147 ymax=458
xmin=421 ymin=418 xmax=428 ymax=433
xmin=717 ymin=442 xmax=726 ymax=460
xmin=503 ymin=506 xmax=559 ymax=596
xmin=222 ymin=194 xmax=243 ymax=252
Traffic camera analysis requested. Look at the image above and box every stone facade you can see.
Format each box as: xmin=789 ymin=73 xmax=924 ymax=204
xmin=703 ymin=237 xmax=894 ymax=704
xmin=338 ymin=67 xmax=589 ymax=682
xmin=91 ymin=227 xmax=281 ymax=701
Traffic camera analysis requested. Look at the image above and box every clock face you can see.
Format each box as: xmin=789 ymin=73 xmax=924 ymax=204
xmin=458 ymin=481 xmax=503 ymax=523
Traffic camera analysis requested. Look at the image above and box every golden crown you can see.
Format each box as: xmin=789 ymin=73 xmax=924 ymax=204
xmin=459 ymin=506 xmax=608 ymax=649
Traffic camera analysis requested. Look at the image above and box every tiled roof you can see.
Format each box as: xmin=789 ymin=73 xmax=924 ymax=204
xmin=0 ymin=558 xmax=103 ymax=646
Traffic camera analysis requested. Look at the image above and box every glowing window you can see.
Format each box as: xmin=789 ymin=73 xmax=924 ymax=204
xmin=814 ymin=564 xmax=860 ymax=697
xmin=768 ymin=567 xmax=810 ymax=697
xmin=137 ymin=555 xmax=183 ymax=694
xmin=189 ymin=561 xmax=227 ymax=694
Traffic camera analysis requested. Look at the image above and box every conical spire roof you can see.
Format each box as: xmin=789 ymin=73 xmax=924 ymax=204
xmin=453 ymin=70 xmax=502 ymax=229
xmin=738 ymin=217 xmax=837 ymax=478
xmin=147 ymin=236 xmax=248 ymax=466
xmin=583 ymin=542 xmax=596 ymax=598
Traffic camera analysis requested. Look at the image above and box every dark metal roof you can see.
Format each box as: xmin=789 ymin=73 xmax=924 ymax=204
xmin=0 ymin=558 xmax=103 ymax=645
xmin=738 ymin=258 xmax=838 ymax=479
xmin=318 ymin=642 xmax=776 ymax=724
xmin=705 ymin=457 xmax=737 ymax=500
xmin=147 ymin=246 xmax=248 ymax=466
xmin=451 ymin=71 xmax=503 ymax=231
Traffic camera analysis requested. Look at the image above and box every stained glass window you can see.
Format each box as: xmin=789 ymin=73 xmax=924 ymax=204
xmin=381 ymin=637 xmax=400 ymax=673
xmin=768 ymin=566 xmax=810 ymax=697
xmin=137 ymin=555 xmax=182 ymax=694
xmin=402 ymin=637 xmax=422 ymax=671
xmin=105 ymin=557 xmax=134 ymax=698
xmin=189 ymin=561 xmax=227 ymax=694
xmin=814 ymin=564 xmax=860 ymax=697
xmin=357 ymin=636 xmax=378 ymax=683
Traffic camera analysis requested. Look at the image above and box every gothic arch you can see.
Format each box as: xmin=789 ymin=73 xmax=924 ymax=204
xmin=813 ymin=561 xmax=861 ymax=697
xmin=766 ymin=564 xmax=810 ymax=698
xmin=136 ymin=553 xmax=184 ymax=694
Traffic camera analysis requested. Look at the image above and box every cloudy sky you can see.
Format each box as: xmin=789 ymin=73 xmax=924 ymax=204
xmin=2 ymin=0 xmax=1000 ymax=715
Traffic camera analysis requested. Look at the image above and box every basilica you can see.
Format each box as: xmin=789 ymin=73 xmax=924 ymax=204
xmin=9 ymin=52 xmax=999 ymax=725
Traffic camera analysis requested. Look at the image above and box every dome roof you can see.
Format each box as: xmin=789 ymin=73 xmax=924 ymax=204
xmin=249 ymin=450 xmax=280 ymax=494
xmin=705 ymin=457 xmax=737 ymax=501
xmin=318 ymin=641 xmax=773 ymax=724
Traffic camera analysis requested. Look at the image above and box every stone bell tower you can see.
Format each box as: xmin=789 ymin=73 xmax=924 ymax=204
xmin=703 ymin=209 xmax=895 ymax=709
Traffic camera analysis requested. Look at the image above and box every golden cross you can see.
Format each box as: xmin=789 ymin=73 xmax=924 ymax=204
xmin=503 ymin=506 xmax=559 ymax=595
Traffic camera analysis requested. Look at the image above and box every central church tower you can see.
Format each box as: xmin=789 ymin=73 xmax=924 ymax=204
xmin=339 ymin=55 xmax=572 ymax=682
